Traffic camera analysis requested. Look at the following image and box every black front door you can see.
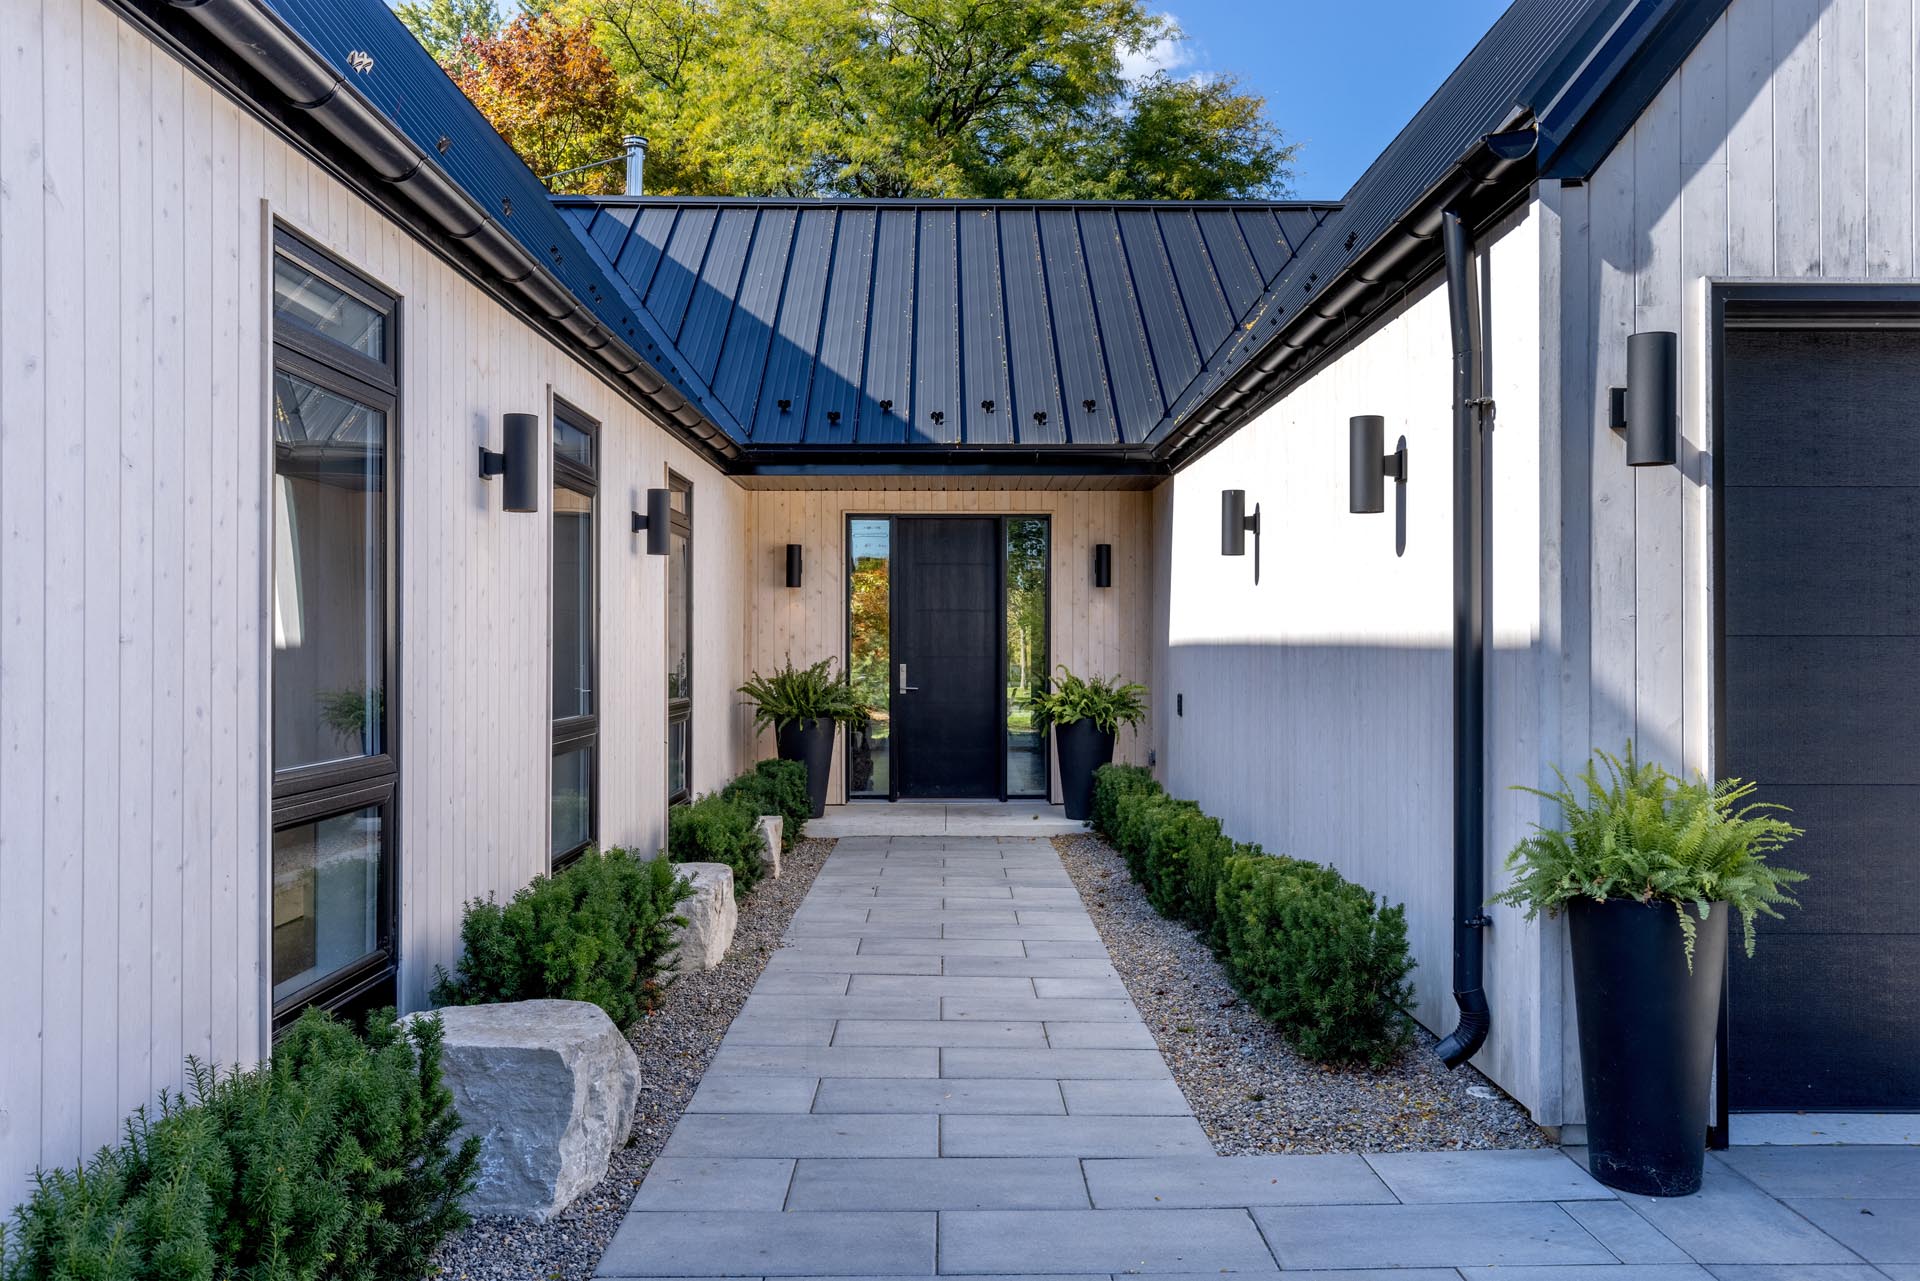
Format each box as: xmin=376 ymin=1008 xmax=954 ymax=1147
xmin=893 ymin=518 xmax=1002 ymax=798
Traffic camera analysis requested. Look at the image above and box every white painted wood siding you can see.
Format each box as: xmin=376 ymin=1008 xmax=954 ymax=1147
xmin=0 ymin=0 xmax=746 ymax=1208
xmin=745 ymin=489 xmax=1155 ymax=805
xmin=1151 ymin=207 xmax=1556 ymax=1118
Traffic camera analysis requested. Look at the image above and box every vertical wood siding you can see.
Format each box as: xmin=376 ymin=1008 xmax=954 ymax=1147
xmin=0 ymin=0 xmax=746 ymax=1208
xmin=1152 ymin=209 xmax=1553 ymax=1118
xmin=744 ymin=488 xmax=1155 ymax=805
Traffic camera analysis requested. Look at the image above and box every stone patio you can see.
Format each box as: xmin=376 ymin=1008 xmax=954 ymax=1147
xmin=598 ymin=833 xmax=1920 ymax=1279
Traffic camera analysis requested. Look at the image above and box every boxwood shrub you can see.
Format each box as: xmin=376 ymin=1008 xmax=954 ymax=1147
xmin=720 ymin=758 xmax=809 ymax=852
xmin=0 ymin=1009 xmax=477 ymax=1281
xmin=1087 ymin=763 xmax=1416 ymax=1067
xmin=432 ymin=847 xmax=688 ymax=1029
xmin=667 ymin=792 xmax=766 ymax=893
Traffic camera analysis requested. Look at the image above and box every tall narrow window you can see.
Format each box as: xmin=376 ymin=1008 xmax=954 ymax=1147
xmin=552 ymin=404 xmax=598 ymax=866
xmin=847 ymin=518 xmax=892 ymax=797
xmin=666 ymin=473 xmax=693 ymax=802
xmin=268 ymin=229 xmax=398 ymax=1031
xmin=1005 ymin=517 xmax=1050 ymax=798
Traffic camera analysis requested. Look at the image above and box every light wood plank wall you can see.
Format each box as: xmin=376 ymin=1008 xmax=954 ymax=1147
xmin=0 ymin=0 xmax=746 ymax=1208
xmin=1547 ymin=0 xmax=1920 ymax=1124
xmin=743 ymin=489 xmax=1155 ymax=805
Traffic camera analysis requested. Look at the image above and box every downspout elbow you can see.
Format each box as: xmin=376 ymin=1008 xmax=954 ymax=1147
xmin=1436 ymin=986 xmax=1490 ymax=1067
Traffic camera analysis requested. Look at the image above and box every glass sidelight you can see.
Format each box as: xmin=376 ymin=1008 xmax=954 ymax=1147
xmin=847 ymin=518 xmax=892 ymax=797
xmin=1004 ymin=517 xmax=1050 ymax=797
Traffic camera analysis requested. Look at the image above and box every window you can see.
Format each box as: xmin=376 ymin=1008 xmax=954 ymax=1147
xmin=666 ymin=472 xmax=693 ymax=802
xmin=1004 ymin=517 xmax=1050 ymax=797
xmin=847 ymin=518 xmax=891 ymax=797
xmin=268 ymin=229 xmax=398 ymax=1031
xmin=553 ymin=403 xmax=598 ymax=866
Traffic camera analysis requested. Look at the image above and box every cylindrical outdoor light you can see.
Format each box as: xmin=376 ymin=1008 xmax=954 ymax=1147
xmin=1350 ymin=414 xmax=1386 ymax=514
xmin=786 ymin=543 xmax=804 ymax=589
xmin=478 ymin=412 xmax=542 ymax=513
xmin=1221 ymin=490 xmax=1255 ymax=556
xmin=1625 ymin=330 xmax=1677 ymax=467
xmin=1093 ymin=543 xmax=1112 ymax=588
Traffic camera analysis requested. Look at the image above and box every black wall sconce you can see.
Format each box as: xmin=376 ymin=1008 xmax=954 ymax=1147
xmin=1608 ymin=330 xmax=1677 ymax=466
xmin=1093 ymin=543 xmax=1112 ymax=589
xmin=1349 ymin=414 xmax=1408 ymax=514
xmin=478 ymin=412 xmax=539 ymax=513
xmin=786 ymin=543 xmax=804 ymax=589
xmin=630 ymin=487 xmax=671 ymax=555
xmin=1221 ymin=490 xmax=1260 ymax=556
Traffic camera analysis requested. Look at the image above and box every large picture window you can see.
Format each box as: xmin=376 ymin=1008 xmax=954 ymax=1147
xmin=552 ymin=403 xmax=598 ymax=865
xmin=666 ymin=473 xmax=693 ymax=803
xmin=268 ymin=230 xmax=398 ymax=1031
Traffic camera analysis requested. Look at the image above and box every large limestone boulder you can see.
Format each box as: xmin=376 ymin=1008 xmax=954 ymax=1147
xmin=409 ymin=999 xmax=639 ymax=1221
xmin=666 ymin=861 xmax=736 ymax=974
xmin=757 ymin=815 xmax=784 ymax=879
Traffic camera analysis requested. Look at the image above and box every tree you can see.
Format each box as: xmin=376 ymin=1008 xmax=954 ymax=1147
xmin=451 ymin=12 xmax=634 ymax=194
xmin=395 ymin=0 xmax=501 ymax=76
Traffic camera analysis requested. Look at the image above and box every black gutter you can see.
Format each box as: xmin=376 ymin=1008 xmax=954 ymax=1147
xmin=1434 ymin=209 xmax=1493 ymax=1069
xmin=1158 ymin=127 xmax=1538 ymax=469
xmin=151 ymin=0 xmax=738 ymax=464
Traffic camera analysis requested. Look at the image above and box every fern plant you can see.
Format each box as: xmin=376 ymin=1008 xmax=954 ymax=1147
xmin=738 ymin=657 xmax=869 ymax=732
xmin=1030 ymin=666 xmax=1147 ymax=735
xmin=1492 ymin=743 xmax=1806 ymax=965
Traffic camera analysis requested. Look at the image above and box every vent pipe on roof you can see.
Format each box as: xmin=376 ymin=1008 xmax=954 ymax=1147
xmin=624 ymin=136 xmax=648 ymax=196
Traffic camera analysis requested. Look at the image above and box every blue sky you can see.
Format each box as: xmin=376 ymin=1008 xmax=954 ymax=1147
xmin=1121 ymin=1 xmax=1512 ymax=200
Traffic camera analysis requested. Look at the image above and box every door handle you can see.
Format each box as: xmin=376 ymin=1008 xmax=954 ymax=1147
xmin=898 ymin=662 xmax=918 ymax=693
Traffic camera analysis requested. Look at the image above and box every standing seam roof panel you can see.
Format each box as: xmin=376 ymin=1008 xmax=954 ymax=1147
xmin=587 ymin=206 xmax=637 ymax=265
xmin=710 ymin=207 xmax=797 ymax=425
xmin=912 ymin=210 xmax=960 ymax=445
xmin=646 ymin=206 xmax=718 ymax=340
xmin=860 ymin=209 xmax=918 ymax=445
xmin=678 ymin=207 xmax=760 ymax=383
xmin=810 ymin=209 xmax=876 ymax=445
xmin=1037 ymin=210 xmax=1115 ymax=446
xmin=752 ymin=208 xmax=836 ymax=440
xmin=1157 ymin=210 xmax=1237 ymax=358
xmin=1195 ymin=209 xmax=1264 ymax=317
xmin=1116 ymin=209 xmax=1202 ymax=405
xmin=997 ymin=210 xmax=1065 ymax=446
xmin=1078 ymin=209 xmax=1164 ymax=442
xmin=958 ymin=210 xmax=1012 ymax=446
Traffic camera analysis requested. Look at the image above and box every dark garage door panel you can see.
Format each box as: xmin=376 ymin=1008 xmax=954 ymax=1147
xmin=1722 ymin=325 xmax=1920 ymax=1111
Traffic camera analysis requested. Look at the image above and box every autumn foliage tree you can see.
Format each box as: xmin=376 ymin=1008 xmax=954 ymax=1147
xmin=447 ymin=11 xmax=632 ymax=194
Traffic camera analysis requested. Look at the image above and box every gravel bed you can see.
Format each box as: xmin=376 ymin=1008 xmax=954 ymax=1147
xmin=1054 ymin=832 xmax=1548 ymax=1154
xmin=427 ymin=837 xmax=834 ymax=1281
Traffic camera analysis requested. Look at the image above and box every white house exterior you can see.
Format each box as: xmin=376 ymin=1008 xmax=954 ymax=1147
xmin=2 ymin=0 xmax=1913 ymax=1207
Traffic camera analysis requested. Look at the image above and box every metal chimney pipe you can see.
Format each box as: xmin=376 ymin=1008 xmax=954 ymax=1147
xmin=623 ymin=136 xmax=648 ymax=196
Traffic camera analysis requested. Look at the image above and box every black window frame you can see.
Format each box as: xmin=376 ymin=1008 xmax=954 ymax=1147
xmin=552 ymin=398 xmax=599 ymax=868
xmin=666 ymin=471 xmax=694 ymax=804
xmin=268 ymin=226 xmax=401 ymax=1034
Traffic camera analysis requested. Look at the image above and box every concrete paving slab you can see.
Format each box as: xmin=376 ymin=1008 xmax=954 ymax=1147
xmin=662 ymin=1113 xmax=939 ymax=1159
xmin=1030 ymin=978 xmax=1130 ymax=999
xmin=753 ymin=972 xmax=855 ymax=995
xmin=598 ymin=1210 xmax=935 ymax=1277
xmin=859 ymin=938 xmax=1027 ymax=957
xmin=1705 ymin=1267 xmax=1892 ymax=1281
xmin=940 ymin=1115 xmax=1211 ymax=1158
xmin=941 ymin=1048 xmax=1171 ymax=1079
xmin=942 ymin=997 xmax=1137 ymax=1023
xmin=709 ymin=1045 xmax=941 ymax=1078
xmin=721 ymin=1017 xmax=839 ymax=1046
xmin=765 ymin=953 xmax=944 ymax=976
xmin=938 ymin=1208 xmax=1279 ymax=1274
xmin=1084 ymin=1155 xmax=1393 ymax=1207
xmin=739 ymin=995 xmax=941 ymax=1021
xmin=1783 ymin=1199 xmax=1920 ymax=1263
xmin=687 ymin=1075 xmax=820 ymax=1114
xmin=812 ymin=1078 xmax=1066 ymax=1115
xmin=1611 ymin=1167 xmax=1867 ymax=1265
xmin=941 ymin=957 xmax=1119 ymax=979
xmin=1453 ymin=1268 xmax=1711 ymax=1281
xmin=630 ymin=1158 xmax=796 ymax=1211
xmin=832 ymin=1019 xmax=1049 ymax=1048
xmin=1716 ymin=1148 xmax=1920 ymax=1199
xmin=787 ymin=1157 xmax=1090 ymax=1211
xmin=1020 ymin=941 xmax=1111 ymax=958
xmin=848 ymin=975 xmax=1038 ymax=998
xmin=1364 ymin=1149 xmax=1615 ymax=1202
xmin=1250 ymin=1202 xmax=1618 ymax=1269
xmin=1044 ymin=1023 xmax=1156 ymax=1049
xmin=1559 ymin=1198 xmax=1696 ymax=1263
xmin=1057 ymin=1079 xmax=1192 ymax=1116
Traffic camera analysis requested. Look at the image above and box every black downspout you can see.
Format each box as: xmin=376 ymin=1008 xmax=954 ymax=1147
xmin=1435 ymin=209 xmax=1492 ymax=1069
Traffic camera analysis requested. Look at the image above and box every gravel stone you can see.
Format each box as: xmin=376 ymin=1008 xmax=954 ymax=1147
xmin=426 ymin=837 xmax=834 ymax=1281
xmin=1051 ymin=832 xmax=1548 ymax=1155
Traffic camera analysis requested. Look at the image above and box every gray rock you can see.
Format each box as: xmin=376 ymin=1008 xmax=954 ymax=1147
xmin=667 ymin=861 xmax=737 ymax=974
xmin=409 ymin=999 xmax=640 ymax=1221
xmin=758 ymin=815 xmax=784 ymax=878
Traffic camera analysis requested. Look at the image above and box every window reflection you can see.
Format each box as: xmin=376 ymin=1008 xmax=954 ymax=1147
xmin=272 ymin=370 xmax=385 ymax=772
xmin=848 ymin=519 xmax=891 ymax=797
xmin=272 ymin=806 xmax=383 ymax=1003
xmin=552 ymin=747 xmax=593 ymax=858
xmin=552 ymin=486 xmax=594 ymax=721
xmin=272 ymin=255 xmax=386 ymax=361
xmin=1005 ymin=518 xmax=1049 ymax=797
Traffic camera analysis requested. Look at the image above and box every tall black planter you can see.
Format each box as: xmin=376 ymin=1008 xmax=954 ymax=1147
xmin=1054 ymin=720 xmax=1116 ymax=822
xmin=777 ymin=717 xmax=836 ymax=819
xmin=1569 ymin=897 xmax=1728 ymax=1197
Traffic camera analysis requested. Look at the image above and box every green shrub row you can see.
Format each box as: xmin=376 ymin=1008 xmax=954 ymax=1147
xmin=432 ymin=847 xmax=690 ymax=1029
xmin=668 ymin=758 xmax=810 ymax=892
xmin=1090 ymin=765 xmax=1416 ymax=1066
xmin=0 ymin=1010 xmax=478 ymax=1281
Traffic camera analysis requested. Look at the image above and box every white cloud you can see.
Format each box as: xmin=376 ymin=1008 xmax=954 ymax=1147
xmin=1118 ymin=12 xmax=1198 ymax=84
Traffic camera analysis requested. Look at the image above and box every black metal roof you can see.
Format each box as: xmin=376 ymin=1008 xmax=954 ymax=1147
xmin=554 ymin=197 xmax=1334 ymax=449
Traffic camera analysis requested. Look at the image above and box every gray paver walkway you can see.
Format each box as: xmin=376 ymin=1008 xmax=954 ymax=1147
xmin=598 ymin=834 xmax=1920 ymax=1279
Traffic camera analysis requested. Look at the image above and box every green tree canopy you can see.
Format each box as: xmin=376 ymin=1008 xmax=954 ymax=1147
xmin=410 ymin=0 xmax=1296 ymax=199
